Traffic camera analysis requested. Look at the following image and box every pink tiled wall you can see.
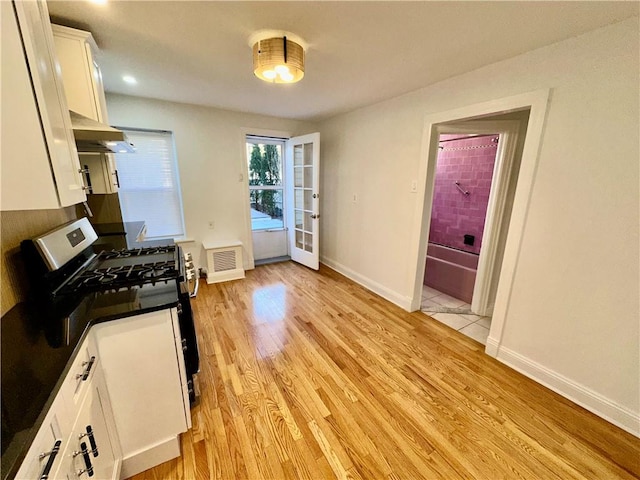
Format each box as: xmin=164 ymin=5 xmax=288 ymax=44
xmin=428 ymin=135 xmax=498 ymax=254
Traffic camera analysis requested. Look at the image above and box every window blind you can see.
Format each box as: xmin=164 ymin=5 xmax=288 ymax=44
xmin=115 ymin=129 xmax=185 ymax=239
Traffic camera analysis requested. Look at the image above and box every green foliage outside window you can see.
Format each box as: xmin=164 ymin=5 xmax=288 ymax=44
xmin=248 ymin=144 xmax=282 ymax=218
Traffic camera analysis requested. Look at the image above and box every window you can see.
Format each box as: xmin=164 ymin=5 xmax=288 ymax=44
xmin=115 ymin=129 xmax=185 ymax=239
xmin=246 ymin=136 xmax=286 ymax=230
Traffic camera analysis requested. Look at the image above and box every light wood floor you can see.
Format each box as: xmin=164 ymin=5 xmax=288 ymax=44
xmin=130 ymin=262 xmax=639 ymax=479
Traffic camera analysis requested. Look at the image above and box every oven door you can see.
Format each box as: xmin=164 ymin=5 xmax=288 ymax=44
xmin=178 ymin=282 xmax=200 ymax=379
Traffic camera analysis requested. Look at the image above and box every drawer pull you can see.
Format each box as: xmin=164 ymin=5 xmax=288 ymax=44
xmin=75 ymin=442 xmax=94 ymax=477
xmin=79 ymin=425 xmax=99 ymax=457
xmin=75 ymin=357 xmax=96 ymax=381
xmin=38 ymin=440 xmax=61 ymax=480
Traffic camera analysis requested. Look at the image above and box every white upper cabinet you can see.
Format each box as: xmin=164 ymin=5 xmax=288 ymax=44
xmin=53 ymin=24 xmax=120 ymax=194
xmin=0 ymin=0 xmax=86 ymax=211
xmin=52 ymin=24 xmax=109 ymax=123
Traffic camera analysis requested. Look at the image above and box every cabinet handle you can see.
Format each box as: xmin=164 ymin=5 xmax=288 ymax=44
xmin=38 ymin=440 xmax=61 ymax=480
xmin=75 ymin=442 xmax=94 ymax=477
xmin=79 ymin=425 xmax=99 ymax=457
xmin=76 ymin=356 xmax=96 ymax=381
xmin=82 ymin=356 xmax=95 ymax=381
xmin=113 ymin=169 xmax=120 ymax=188
xmin=79 ymin=166 xmax=93 ymax=194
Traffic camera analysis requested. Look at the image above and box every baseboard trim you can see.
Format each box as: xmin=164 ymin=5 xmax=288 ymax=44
xmin=485 ymin=336 xmax=500 ymax=357
xmin=206 ymin=268 xmax=245 ymax=284
xmin=120 ymin=436 xmax=181 ymax=478
xmin=496 ymin=345 xmax=640 ymax=437
xmin=320 ymin=256 xmax=413 ymax=311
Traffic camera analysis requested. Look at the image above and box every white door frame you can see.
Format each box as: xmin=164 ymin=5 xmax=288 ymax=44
xmin=437 ymin=120 xmax=521 ymax=316
xmin=407 ymin=89 xmax=550 ymax=357
xmin=239 ymin=127 xmax=292 ymax=270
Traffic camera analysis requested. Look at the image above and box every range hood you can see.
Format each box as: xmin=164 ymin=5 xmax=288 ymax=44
xmin=70 ymin=110 xmax=135 ymax=153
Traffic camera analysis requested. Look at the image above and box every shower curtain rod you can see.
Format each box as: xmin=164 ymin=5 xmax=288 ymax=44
xmin=439 ymin=142 xmax=498 ymax=151
xmin=439 ymin=133 xmax=498 ymax=143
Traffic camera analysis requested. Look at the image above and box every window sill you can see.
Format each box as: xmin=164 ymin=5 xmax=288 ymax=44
xmin=174 ymin=237 xmax=196 ymax=244
xmin=252 ymin=228 xmax=286 ymax=233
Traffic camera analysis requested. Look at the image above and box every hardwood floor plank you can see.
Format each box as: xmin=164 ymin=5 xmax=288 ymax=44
xmin=127 ymin=262 xmax=640 ymax=480
xmin=233 ymin=415 xmax=261 ymax=480
xmin=307 ymin=419 xmax=351 ymax=480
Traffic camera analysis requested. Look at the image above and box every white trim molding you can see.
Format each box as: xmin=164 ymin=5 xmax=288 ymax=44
xmin=496 ymin=345 xmax=640 ymax=437
xmin=320 ymin=256 xmax=413 ymax=311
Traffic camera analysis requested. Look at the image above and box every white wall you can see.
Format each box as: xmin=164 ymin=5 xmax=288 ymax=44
xmin=318 ymin=17 xmax=639 ymax=433
xmin=105 ymin=94 xmax=316 ymax=270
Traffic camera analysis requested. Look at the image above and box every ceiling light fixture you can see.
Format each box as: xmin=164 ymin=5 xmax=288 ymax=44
xmin=253 ymin=36 xmax=305 ymax=84
xmin=122 ymin=75 xmax=137 ymax=85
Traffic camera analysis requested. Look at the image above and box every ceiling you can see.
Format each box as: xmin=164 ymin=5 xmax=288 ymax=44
xmin=47 ymin=1 xmax=638 ymax=122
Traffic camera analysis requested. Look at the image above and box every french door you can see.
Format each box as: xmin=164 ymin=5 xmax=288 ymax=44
xmin=285 ymin=133 xmax=320 ymax=270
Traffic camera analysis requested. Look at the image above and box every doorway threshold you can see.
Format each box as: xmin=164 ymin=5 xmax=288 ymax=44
xmin=254 ymin=255 xmax=291 ymax=266
xmin=421 ymin=285 xmax=491 ymax=345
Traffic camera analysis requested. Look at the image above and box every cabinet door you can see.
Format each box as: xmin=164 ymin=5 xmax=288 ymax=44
xmin=1 ymin=0 xmax=59 ymax=209
xmin=11 ymin=0 xmax=86 ymax=208
xmin=80 ymin=153 xmax=119 ymax=194
xmin=14 ymin=406 xmax=67 ymax=480
xmin=52 ymin=24 xmax=108 ymax=123
xmin=92 ymin=308 xmax=188 ymax=477
xmin=56 ymin=364 xmax=121 ymax=480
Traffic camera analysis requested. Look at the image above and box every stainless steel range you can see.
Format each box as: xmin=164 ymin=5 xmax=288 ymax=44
xmin=20 ymin=218 xmax=200 ymax=404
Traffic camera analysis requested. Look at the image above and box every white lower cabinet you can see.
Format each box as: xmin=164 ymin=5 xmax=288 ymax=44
xmin=55 ymin=364 xmax=121 ymax=480
xmin=13 ymin=402 xmax=67 ymax=480
xmin=91 ymin=308 xmax=190 ymax=479
xmin=16 ymin=308 xmax=189 ymax=479
xmin=14 ymin=337 xmax=120 ymax=480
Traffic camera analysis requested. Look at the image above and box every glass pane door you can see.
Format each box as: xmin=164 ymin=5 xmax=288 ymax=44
xmin=286 ymin=133 xmax=320 ymax=270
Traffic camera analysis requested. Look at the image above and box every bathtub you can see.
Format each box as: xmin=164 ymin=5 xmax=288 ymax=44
xmin=424 ymin=243 xmax=479 ymax=304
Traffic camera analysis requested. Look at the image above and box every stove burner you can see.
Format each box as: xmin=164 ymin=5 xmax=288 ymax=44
xmin=99 ymin=273 xmax=118 ymax=284
xmin=142 ymin=266 xmax=167 ymax=278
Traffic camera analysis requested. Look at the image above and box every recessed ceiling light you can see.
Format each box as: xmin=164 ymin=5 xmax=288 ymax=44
xmin=88 ymin=0 xmax=108 ymax=4
xmin=122 ymin=75 xmax=137 ymax=85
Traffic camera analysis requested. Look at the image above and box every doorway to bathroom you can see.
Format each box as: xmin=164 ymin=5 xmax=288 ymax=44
xmin=419 ymin=112 xmax=530 ymax=345
xmin=421 ymin=131 xmax=500 ymax=342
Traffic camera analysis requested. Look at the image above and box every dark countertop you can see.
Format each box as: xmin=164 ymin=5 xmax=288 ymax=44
xmin=92 ymin=221 xmax=174 ymax=250
xmin=92 ymin=221 xmax=145 ymax=238
xmin=0 ymin=282 xmax=179 ymax=480
xmin=92 ymin=221 xmax=145 ymax=250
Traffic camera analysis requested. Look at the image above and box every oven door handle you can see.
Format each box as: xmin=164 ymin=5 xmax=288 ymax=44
xmin=190 ymin=278 xmax=199 ymax=298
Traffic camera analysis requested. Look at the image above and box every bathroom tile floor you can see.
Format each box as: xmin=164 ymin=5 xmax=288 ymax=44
xmin=421 ymin=285 xmax=491 ymax=345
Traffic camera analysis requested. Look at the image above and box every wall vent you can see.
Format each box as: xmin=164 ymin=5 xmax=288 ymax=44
xmin=212 ymin=250 xmax=236 ymax=272
xmin=203 ymin=241 xmax=245 ymax=284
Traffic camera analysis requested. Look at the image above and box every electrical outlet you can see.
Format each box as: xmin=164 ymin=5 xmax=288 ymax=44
xmin=410 ymin=180 xmax=418 ymax=193
xmin=208 ymin=221 xmax=215 ymax=229
xmin=352 ymin=193 xmax=358 ymax=203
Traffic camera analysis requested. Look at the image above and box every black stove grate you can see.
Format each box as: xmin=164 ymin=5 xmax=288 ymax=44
xmin=57 ymin=259 xmax=179 ymax=296
xmin=97 ymin=245 xmax=176 ymax=260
